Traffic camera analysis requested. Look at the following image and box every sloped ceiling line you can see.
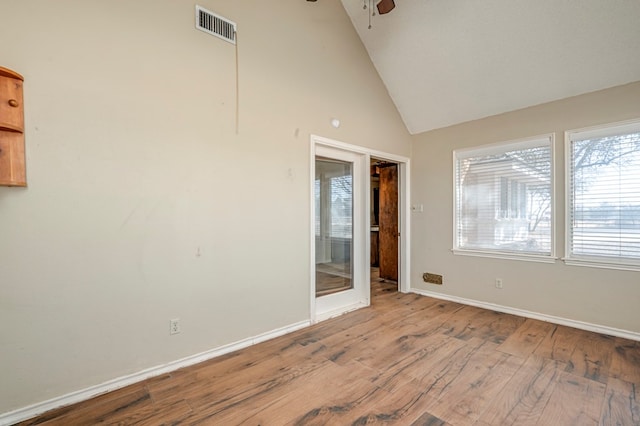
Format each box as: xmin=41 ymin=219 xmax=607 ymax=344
xmin=340 ymin=0 xmax=640 ymax=134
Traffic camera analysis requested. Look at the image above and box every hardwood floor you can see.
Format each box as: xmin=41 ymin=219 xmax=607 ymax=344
xmin=18 ymin=280 xmax=640 ymax=425
xmin=315 ymin=262 xmax=352 ymax=297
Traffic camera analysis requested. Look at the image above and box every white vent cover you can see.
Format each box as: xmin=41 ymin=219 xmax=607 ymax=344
xmin=195 ymin=5 xmax=236 ymax=44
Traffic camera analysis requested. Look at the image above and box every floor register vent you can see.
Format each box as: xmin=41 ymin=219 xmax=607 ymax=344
xmin=195 ymin=5 xmax=237 ymax=44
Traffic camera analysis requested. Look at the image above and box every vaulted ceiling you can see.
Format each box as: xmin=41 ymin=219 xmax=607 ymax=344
xmin=341 ymin=0 xmax=640 ymax=134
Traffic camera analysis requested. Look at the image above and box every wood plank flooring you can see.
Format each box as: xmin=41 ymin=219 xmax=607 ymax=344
xmin=17 ymin=280 xmax=640 ymax=425
xmin=316 ymin=262 xmax=352 ymax=297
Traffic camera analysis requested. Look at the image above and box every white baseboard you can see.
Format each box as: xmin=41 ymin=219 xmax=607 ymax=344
xmin=0 ymin=319 xmax=311 ymax=426
xmin=314 ymin=301 xmax=369 ymax=323
xmin=411 ymin=288 xmax=640 ymax=342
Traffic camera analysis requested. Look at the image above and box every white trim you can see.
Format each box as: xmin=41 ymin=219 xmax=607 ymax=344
xmin=411 ymin=288 xmax=640 ymax=342
xmin=309 ymin=138 xmax=317 ymax=323
xmin=454 ymin=134 xmax=555 ymax=159
xmin=564 ymin=129 xmax=572 ymax=265
xmin=549 ymin=134 xmax=557 ymax=260
xmin=562 ymin=257 xmax=640 ymax=272
xmin=314 ymin=301 xmax=369 ymax=323
xmin=398 ymin=160 xmax=411 ymax=293
xmin=0 ymin=320 xmax=310 ymax=426
xmin=311 ymin=134 xmax=410 ymax=164
xmin=451 ymin=249 xmax=557 ymax=264
xmin=452 ymin=150 xmax=457 ymax=256
xmin=567 ymin=117 xmax=640 ymax=142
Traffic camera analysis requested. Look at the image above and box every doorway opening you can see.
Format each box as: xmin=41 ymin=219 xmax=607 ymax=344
xmin=310 ymin=134 xmax=410 ymax=323
xmin=370 ymin=158 xmax=399 ymax=296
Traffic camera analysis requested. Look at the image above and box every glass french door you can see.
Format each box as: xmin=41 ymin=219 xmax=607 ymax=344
xmin=314 ymin=144 xmax=367 ymax=320
xmin=315 ymin=158 xmax=353 ymax=296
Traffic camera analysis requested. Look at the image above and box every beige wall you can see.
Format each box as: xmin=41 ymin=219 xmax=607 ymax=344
xmin=0 ymin=0 xmax=411 ymax=414
xmin=411 ymin=82 xmax=640 ymax=333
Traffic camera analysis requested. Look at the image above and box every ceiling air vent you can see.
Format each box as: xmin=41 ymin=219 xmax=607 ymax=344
xmin=195 ymin=5 xmax=236 ymax=44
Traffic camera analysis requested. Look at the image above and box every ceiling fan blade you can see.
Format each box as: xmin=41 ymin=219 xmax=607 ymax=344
xmin=376 ymin=0 xmax=395 ymax=14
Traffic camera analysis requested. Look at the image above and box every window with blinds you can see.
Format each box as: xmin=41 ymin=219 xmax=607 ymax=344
xmin=566 ymin=120 xmax=640 ymax=270
xmin=329 ymin=175 xmax=353 ymax=239
xmin=454 ymin=136 xmax=554 ymax=260
xmin=315 ymin=171 xmax=353 ymax=239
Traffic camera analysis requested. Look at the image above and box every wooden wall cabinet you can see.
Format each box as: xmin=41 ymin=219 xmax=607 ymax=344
xmin=0 ymin=66 xmax=26 ymax=187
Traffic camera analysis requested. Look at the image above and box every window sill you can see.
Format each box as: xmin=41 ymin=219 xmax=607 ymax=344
xmin=452 ymin=249 xmax=557 ymax=264
xmin=562 ymin=257 xmax=640 ymax=272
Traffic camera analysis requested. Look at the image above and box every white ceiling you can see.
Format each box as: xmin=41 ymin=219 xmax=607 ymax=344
xmin=341 ymin=0 xmax=640 ymax=135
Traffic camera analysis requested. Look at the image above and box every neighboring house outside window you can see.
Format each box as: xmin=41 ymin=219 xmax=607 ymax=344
xmin=454 ymin=135 xmax=554 ymax=262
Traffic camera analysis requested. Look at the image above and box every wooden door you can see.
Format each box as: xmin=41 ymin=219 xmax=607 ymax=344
xmin=379 ymin=164 xmax=398 ymax=281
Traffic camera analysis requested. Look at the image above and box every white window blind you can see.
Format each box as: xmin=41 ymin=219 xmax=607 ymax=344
xmin=330 ymin=175 xmax=353 ymax=239
xmin=454 ymin=136 xmax=553 ymax=259
xmin=567 ymin=120 xmax=640 ymax=269
xmin=314 ymin=179 xmax=321 ymax=236
xmin=315 ymin=160 xmax=353 ymax=240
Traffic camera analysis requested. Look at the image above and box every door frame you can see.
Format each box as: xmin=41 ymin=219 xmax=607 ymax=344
xmin=314 ymin=145 xmax=367 ymax=321
xmin=310 ymin=135 xmax=411 ymax=323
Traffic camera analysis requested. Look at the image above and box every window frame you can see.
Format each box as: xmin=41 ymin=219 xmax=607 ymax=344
xmin=564 ymin=118 xmax=640 ymax=272
xmin=452 ymin=134 xmax=556 ymax=263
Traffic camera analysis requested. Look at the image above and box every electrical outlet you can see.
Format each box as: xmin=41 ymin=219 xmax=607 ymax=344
xmin=495 ymin=278 xmax=503 ymax=289
xmin=169 ymin=318 xmax=181 ymax=335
